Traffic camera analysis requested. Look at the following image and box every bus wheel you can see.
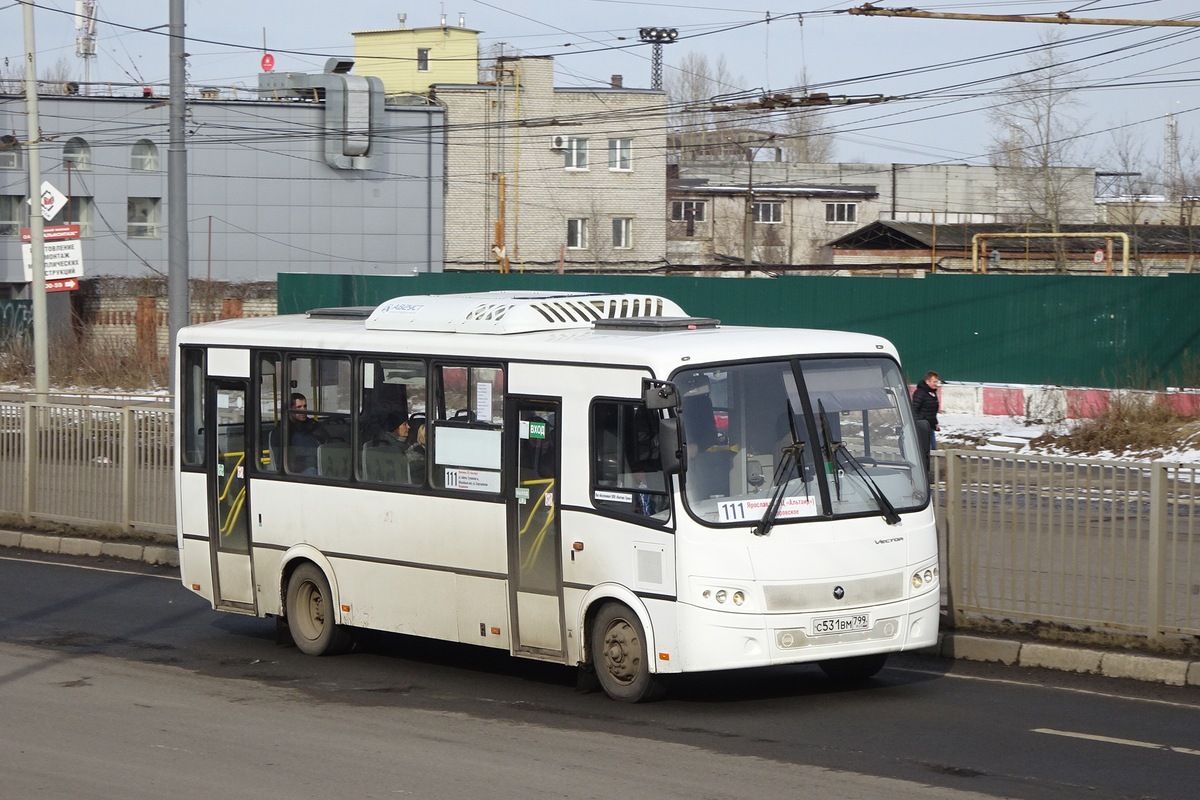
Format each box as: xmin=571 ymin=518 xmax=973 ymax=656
xmin=818 ymin=653 xmax=888 ymax=682
xmin=591 ymin=603 xmax=663 ymax=703
xmin=285 ymin=563 xmax=353 ymax=656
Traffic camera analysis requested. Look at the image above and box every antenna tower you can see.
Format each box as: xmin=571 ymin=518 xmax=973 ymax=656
xmin=75 ymin=0 xmax=98 ymax=94
xmin=1165 ymin=113 xmax=1182 ymax=201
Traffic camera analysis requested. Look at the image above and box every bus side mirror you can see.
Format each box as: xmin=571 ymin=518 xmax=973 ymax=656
xmin=643 ymin=379 xmax=680 ymax=411
xmin=658 ymin=417 xmax=683 ymax=476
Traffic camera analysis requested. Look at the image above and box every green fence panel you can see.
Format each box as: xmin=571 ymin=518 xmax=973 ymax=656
xmin=276 ymin=273 xmax=1200 ymax=389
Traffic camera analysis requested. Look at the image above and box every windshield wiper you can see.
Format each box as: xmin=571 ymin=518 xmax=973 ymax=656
xmin=819 ymin=400 xmax=901 ymax=526
xmin=817 ymin=400 xmax=842 ymax=502
xmin=753 ymin=402 xmax=805 ymax=537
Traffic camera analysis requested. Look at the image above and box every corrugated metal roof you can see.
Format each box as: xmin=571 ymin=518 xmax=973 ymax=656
xmin=829 ymin=221 xmax=1200 ymax=253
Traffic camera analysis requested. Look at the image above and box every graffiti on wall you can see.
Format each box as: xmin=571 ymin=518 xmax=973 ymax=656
xmin=0 ymin=300 xmax=33 ymax=346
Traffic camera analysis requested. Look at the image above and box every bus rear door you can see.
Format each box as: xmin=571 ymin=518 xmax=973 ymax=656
xmin=507 ymin=398 xmax=564 ymax=658
xmin=207 ymin=379 xmax=256 ymax=613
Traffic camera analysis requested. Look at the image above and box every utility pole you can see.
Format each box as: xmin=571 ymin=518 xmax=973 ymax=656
xmin=743 ymin=135 xmax=776 ymax=271
xmin=167 ymin=0 xmax=189 ymax=393
xmin=22 ymin=0 xmax=49 ymax=402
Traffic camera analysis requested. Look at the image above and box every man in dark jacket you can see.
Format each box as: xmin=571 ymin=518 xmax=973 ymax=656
xmin=911 ymin=372 xmax=940 ymax=468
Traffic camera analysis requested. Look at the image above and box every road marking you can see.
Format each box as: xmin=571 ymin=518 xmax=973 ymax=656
xmin=1033 ymin=728 xmax=1200 ymax=756
xmin=891 ymin=666 xmax=1200 ymax=711
xmin=0 ymin=554 xmax=177 ymax=580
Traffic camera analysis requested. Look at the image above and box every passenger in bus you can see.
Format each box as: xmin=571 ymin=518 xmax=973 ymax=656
xmin=407 ymin=424 xmax=427 ymax=482
xmin=279 ymin=392 xmax=327 ymax=475
xmin=372 ymin=412 xmax=411 ymax=450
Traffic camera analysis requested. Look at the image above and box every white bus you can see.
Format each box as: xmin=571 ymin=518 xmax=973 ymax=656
xmin=176 ymin=291 xmax=939 ymax=702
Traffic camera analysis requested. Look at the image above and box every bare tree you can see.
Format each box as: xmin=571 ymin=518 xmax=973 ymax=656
xmin=664 ymin=51 xmax=744 ymax=159
xmin=770 ymin=70 xmax=836 ymax=163
xmin=0 ymin=56 xmax=76 ymax=95
xmin=987 ymin=34 xmax=1090 ymax=271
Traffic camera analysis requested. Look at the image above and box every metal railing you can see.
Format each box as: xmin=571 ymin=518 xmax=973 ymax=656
xmin=0 ymin=398 xmax=174 ymax=535
xmin=1 ymin=397 xmax=1196 ymax=642
xmin=938 ymin=450 xmax=1200 ymax=641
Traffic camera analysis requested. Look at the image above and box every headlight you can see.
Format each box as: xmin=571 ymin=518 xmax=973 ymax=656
xmin=732 ymin=591 xmax=745 ymax=606
xmin=715 ymin=590 xmax=728 ymax=604
xmin=912 ymin=565 xmax=939 ymax=591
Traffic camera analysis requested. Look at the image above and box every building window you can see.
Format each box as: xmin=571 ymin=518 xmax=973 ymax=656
xmin=127 ymin=197 xmax=161 ymax=238
xmin=612 ymin=218 xmax=632 ymax=249
xmin=131 ymin=139 xmax=159 ymax=171
xmin=417 ymin=48 xmax=430 ymax=71
xmin=567 ymin=218 xmax=589 ymax=249
xmin=826 ymin=202 xmax=858 ymax=223
xmin=0 ymin=195 xmax=26 ymax=236
xmin=564 ymin=137 xmax=588 ymax=170
xmin=0 ymin=135 xmax=20 ymax=170
xmin=753 ymin=201 xmax=782 ymax=223
xmin=608 ymin=138 xmax=632 ymax=171
xmin=670 ymin=200 xmax=706 ymax=222
xmin=48 ymin=196 xmax=94 ymax=237
xmin=63 ymin=137 xmax=91 ymax=170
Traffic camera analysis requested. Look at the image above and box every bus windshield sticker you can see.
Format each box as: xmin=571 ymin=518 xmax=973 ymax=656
xmin=719 ymin=496 xmax=816 ymax=524
xmin=444 ymin=467 xmax=501 ymax=493
xmin=594 ymin=489 xmax=634 ymax=504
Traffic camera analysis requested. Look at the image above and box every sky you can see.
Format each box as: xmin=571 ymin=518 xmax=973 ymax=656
xmin=2 ymin=1 xmax=1200 ymax=175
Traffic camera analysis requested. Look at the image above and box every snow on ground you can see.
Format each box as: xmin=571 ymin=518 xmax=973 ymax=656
xmin=938 ymin=413 xmax=1200 ymax=464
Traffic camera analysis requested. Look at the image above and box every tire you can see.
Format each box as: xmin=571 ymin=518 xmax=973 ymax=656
xmin=285 ymin=563 xmax=353 ymax=656
xmin=590 ymin=602 xmax=664 ymax=703
xmin=818 ymin=653 xmax=888 ymax=682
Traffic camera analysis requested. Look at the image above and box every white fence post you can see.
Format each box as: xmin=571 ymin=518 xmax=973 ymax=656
xmin=121 ymin=405 xmax=134 ymax=530
xmin=21 ymin=402 xmax=33 ymax=524
xmin=944 ymin=449 xmax=962 ymax=626
xmin=1147 ymin=460 xmax=1167 ymax=640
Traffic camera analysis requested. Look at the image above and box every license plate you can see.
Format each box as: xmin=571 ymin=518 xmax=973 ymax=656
xmin=812 ymin=613 xmax=869 ymax=635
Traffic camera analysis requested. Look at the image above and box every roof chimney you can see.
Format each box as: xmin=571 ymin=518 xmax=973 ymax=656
xmin=397 ymin=13 xmax=407 ymax=28
xmin=459 ymin=12 xmax=465 ymax=27
xmin=611 ymin=74 xmax=623 ymax=88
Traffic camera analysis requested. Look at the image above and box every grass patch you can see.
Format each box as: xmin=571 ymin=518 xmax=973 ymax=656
xmin=0 ymin=333 xmax=166 ymax=390
xmin=1033 ymin=393 xmax=1200 ymax=456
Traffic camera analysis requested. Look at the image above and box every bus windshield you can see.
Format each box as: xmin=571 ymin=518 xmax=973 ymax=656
xmin=676 ymin=357 xmax=929 ymax=527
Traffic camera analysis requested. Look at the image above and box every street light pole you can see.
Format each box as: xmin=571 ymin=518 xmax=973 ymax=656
xmin=638 ymin=27 xmax=677 ymax=90
xmin=167 ymin=0 xmax=189 ymax=393
xmin=22 ymin=0 xmax=49 ymax=401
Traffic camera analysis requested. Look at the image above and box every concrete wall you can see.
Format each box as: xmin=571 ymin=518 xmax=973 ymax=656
xmin=434 ymin=57 xmax=667 ymax=271
xmin=0 ymin=83 xmax=444 ymax=290
xmin=353 ymin=24 xmax=480 ymax=94
xmin=681 ymin=161 xmax=1098 ymax=225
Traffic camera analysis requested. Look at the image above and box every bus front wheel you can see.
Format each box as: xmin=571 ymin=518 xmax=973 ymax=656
xmin=591 ymin=602 xmax=663 ymax=703
xmin=285 ymin=563 xmax=353 ymax=656
xmin=818 ymin=653 xmax=888 ymax=682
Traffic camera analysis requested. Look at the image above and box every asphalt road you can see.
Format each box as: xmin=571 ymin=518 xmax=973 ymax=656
xmin=1 ymin=552 xmax=1198 ymax=800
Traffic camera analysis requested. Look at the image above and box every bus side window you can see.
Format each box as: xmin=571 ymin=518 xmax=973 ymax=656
xmin=180 ymin=347 xmax=206 ymax=469
xmin=257 ymin=352 xmax=281 ymax=472
xmin=590 ymin=400 xmax=669 ymax=520
xmin=357 ymin=357 xmax=427 ymax=487
xmin=430 ymin=363 xmax=504 ymax=491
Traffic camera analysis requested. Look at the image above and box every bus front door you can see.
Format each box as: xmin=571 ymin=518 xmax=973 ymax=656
xmin=207 ymin=379 xmax=256 ymax=612
xmin=507 ymin=398 xmax=565 ymax=658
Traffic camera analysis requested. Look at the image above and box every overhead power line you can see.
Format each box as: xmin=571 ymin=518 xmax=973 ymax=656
xmin=846 ymin=4 xmax=1200 ymax=28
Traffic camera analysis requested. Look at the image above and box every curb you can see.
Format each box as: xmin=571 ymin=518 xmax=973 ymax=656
xmin=929 ymin=632 xmax=1200 ymax=688
xmin=0 ymin=529 xmax=179 ymax=568
xmin=2 ymin=531 xmax=1196 ymax=688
